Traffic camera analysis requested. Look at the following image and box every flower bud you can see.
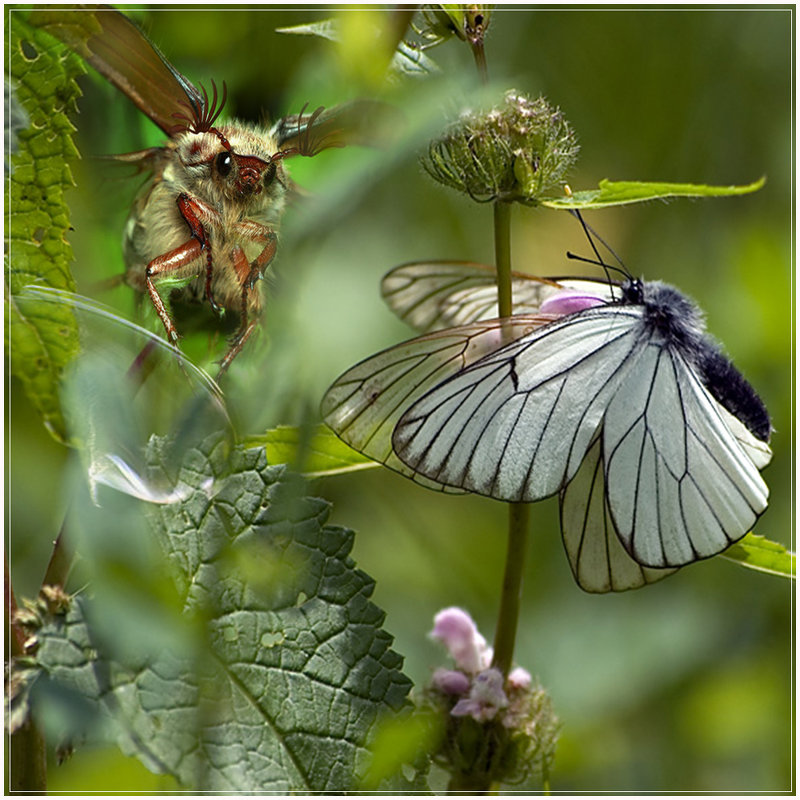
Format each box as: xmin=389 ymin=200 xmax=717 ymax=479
xmin=421 ymin=90 xmax=579 ymax=205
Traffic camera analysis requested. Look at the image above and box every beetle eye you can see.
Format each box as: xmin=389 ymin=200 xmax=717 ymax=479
xmin=264 ymin=161 xmax=277 ymax=187
xmin=215 ymin=151 xmax=233 ymax=177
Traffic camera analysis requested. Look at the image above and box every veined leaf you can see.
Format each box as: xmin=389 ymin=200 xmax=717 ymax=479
xmin=24 ymin=435 xmax=415 ymax=792
xmin=243 ymin=424 xmax=379 ymax=477
xmin=721 ymin=533 xmax=795 ymax=579
xmin=540 ymin=177 xmax=765 ymax=209
xmin=5 ymin=12 xmax=83 ymax=443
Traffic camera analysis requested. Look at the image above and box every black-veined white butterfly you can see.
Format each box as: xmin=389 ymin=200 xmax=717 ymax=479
xmin=322 ymin=261 xmax=771 ymax=592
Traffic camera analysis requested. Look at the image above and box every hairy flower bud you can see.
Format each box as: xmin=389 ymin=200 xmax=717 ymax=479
xmin=421 ymin=90 xmax=579 ymax=204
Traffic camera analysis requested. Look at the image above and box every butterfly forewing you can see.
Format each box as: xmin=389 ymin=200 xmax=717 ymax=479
xmin=321 ymin=316 xmax=551 ymax=487
xmin=560 ymin=438 xmax=677 ymax=592
xmin=393 ymin=307 xmax=646 ymax=500
xmin=381 ymin=261 xmax=615 ymax=333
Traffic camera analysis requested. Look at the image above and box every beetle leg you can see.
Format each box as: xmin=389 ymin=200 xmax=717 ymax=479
xmin=234 ymin=220 xmax=278 ymax=288
xmin=177 ymin=193 xmax=221 ymax=314
xmin=216 ymin=245 xmax=258 ymax=374
xmin=145 ymin=237 xmax=204 ymax=343
xmin=214 ymin=223 xmax=277 ymax=372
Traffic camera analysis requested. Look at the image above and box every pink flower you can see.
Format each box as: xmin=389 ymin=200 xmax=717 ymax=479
xmin=430 ymin=607 xmax=490 ymax=673
xmin=508 ymin=666 xmax=532 ymax=690
xmin=432 ymin=668 xmax=471 ymax=695
xmin=539 ymin=288 xmax=606 ymax=317
xmin=451 ymin=668 xmax=509 ymax=722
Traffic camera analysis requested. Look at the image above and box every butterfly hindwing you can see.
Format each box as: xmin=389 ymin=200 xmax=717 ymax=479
xmin=604 ymin=343 xmax=770 ymax=568
xmin=381 ymin=261 xmax=615 ymax=333
xmin=560 ymin=437 xmax=677 ymax=592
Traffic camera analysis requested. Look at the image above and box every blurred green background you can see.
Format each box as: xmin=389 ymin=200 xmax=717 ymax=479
xmin=8 ymin=6 xmax=793 ymax=793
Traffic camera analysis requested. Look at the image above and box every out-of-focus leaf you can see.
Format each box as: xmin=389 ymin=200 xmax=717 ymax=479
xmin=5 ymin=13 xmax=82 ymax=443
xmin=26 ymin=435 xmax=414 ymax=792
xmin=276 ymin=19 xmax=339 ymax=41
xmin=243 ymin=424 xmax=379 ymax=477
xmin=721 ymin=533 xmax=795 ymax=578
xmin=392 ymin=40 xmax=440 ymax=78
xmin=540 ymin=177 xmax=766 ymax=209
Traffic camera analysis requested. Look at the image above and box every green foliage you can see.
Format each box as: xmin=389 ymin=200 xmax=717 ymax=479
xmin=243 ymin=424 xmax=379 ymax=477
xmin=5 ymin=12 xmax=82 ymax=443
xmin=19 ymin=435 xmax=415 ymax=792
xmin=721 ymin=533 xmax=795 ymax=578
xmin=540 ymin=177 xmax=766 ymax=209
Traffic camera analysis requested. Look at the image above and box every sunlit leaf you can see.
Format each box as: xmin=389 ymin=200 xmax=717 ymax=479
xmin=540 ymin=177 xmax=765 ymax=209
xmin=721 ymin=533 xmax=795 ymax=578
xmin=276 ymin=19 xmax=339 ymax=42
xmin=243 ymin=424 xmax=378 ymax=477
xmin=24 ymin=434 xmax=414 ymax=792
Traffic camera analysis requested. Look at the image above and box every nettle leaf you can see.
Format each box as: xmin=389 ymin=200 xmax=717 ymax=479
xmin=540 ymin=177 xmax=765 ymax=209
xmin=5 ymin=12 xmax=82 ymax=443
xmin=721 ymin=533 xmax=795 ymax=579
xmin=29 ymin=435 xmax=414 ymax=792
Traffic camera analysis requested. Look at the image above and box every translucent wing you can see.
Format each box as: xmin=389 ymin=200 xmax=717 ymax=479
xmin=381 ymin=261 xmax=615 ymax=332
xmin=321 ymin=316 xmax=552 ymax=487
xmin=604 ymin=344 xmax=770 ymax=568
xmin=393 ymin=307 xmax=646 ymax=500
xmin=32 ymin=7 xmax=209 ymax=136
xmin=560 ymin=437 xmax=677 ymax=592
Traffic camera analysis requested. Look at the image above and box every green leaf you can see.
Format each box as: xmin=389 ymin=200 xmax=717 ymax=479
xmin=27 ymin=435 xmax=414 ymax=792
xmin=243 ymin=425 xmax=380 ymax=477
xmin=721 ymin=533 xmax=795 ymax=579
xmin=539 ymin=177 xmax=766 ymax=209
xmin=5 ymin=12 xmax=82 ymax=443
xmin=276 ymin=19 xmax=339 ymax=42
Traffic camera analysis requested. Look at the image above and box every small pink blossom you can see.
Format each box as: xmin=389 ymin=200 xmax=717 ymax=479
xmin=539 ymin=288 xmax=605 ymax=317
xmin=450 ymin=667 xmax=509 ymax=722
xmin=508 ymin=666 xmax=532 ymax=690
xmin=430 ymin=607 xmax=489 ymax=673
xmin=432 ymin=668 xmax=470 ymax=695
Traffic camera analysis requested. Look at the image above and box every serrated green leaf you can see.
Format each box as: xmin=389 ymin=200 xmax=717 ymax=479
xmin=29 ymin=435 xmax=413 ymax=792
xmin=539 ymin=177 xmax=765 ymax=209
xmin=243 ymin=424 xmax=379 ymax=477
xmin=5 ymin=12 xmax=82 ymax=443
xmin=721 ymin=533 xmax=795 ymax=579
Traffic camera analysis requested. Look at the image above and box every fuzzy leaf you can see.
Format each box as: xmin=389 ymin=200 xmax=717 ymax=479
xmin=5 ymin=12 xmax=82 ymax=442
xmin=243 ymin=425 xmax=379 ymax=477
xmin=540 ymin=177 xmax=765 ymax=209
xmin=721 ymin=533 xmax=795 ymax=579
xmin=28 ymin=435 xmax=413 ymax=792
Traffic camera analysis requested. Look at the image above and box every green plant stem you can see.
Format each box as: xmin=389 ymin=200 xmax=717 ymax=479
xmin=492 ymin=503 xmax=531 ymax=676
xmin=494 ymin=201 xmax=513 ymax=319
xmin=491 ymin=199 xmax=530 ymax=677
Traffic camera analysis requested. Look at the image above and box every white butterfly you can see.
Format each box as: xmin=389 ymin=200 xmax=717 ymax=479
xmin=323 ymin=262 xmax=772 ymax=592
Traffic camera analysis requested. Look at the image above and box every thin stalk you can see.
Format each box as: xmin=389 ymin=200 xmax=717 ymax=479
xmin=494 ymin=201 xmax=513 ymax=319
xmin=491 ymin=199 xmax=530 ymax=677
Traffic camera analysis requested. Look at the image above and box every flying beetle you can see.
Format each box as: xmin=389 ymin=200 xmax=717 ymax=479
xmin=35 ymin=7 xmax=380 ymax=373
